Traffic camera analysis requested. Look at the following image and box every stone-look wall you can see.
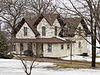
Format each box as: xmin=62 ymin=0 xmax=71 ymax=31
xmin=37 ymin=18 xmax=61 ymax=38
xmin=16 ymin=22 xmax=35 ymax=39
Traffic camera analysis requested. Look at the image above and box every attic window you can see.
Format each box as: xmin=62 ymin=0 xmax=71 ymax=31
xmin=42 ymin=26 xmax=46 ymax=36
xmin=55 ymin=26 xmax=57 ymax=36
xmin=78 ymin=42 xmax=81 ymax=48
xmin=24 ymin=27 xmax=27 ymax=36
xmin=79 ymin=27 xmax=81 ymax=35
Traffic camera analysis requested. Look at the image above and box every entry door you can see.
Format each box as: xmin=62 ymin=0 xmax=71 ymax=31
xmin=28 ymin=43 xmax=32 ymax=50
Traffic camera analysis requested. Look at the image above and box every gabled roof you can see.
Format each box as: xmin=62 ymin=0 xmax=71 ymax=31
xmin=13 ymin=14 xmax=62 ymax=37
xmin=9 ymin=37 xmax=75 ymax=43
xmin=13 ymin=14 xmax=89 ymax=38
xmin=33 ymin=14 xmax=63 ymax=28
xmin=42 ymin=14 xmax=59 ymax=25
xmin=14 ymin=17 xmax=40 ymax=37
xmin=59 ymin=18 xmax=90 ymax=37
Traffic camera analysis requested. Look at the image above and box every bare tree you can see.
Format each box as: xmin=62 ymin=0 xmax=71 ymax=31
xmin=0 ymin=0 xmax=28 ymax=33
xmin=26 ymin=0 xmax=56 ymax=16
xmin=59 ymin=0 xmax=100 ymax=67
xmin=17 ymin=55 xmax=36 ymax=75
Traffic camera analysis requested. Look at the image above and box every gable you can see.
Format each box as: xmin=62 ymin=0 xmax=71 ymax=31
xmin=37 ymin=18 xmax=62 ymax=38
xmin=16 ymin=22 xmax=36 ymax=39
xmin=59 ymin=18 xmax=89 ymax=37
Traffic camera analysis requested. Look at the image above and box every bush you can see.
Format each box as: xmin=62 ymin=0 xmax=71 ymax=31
xmin=0 ymin=53 xmax=14 ymax=59
xmin=0 ymin=31 xmax=12 ymax=59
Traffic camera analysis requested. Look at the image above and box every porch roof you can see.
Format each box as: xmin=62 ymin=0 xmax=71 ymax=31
xmin=9 ymin=37 xmax=75 ymax=43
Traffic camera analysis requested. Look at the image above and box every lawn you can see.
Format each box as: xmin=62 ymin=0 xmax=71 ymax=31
xmin=0 ymin=59 xmax=100 ymax=75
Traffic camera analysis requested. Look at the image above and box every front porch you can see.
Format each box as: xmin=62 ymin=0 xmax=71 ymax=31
xmin=15 ymin=42 xmax=43 ymax=57
xmin=9 ymin=37 xmax=74 ymax=57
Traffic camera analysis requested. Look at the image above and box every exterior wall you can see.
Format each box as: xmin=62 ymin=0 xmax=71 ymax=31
xmin=43 ymin=43 xmax=71 ymax=57
xmin=15 ymin=19 xmax=89 ymax=57
xmin=37 ymin=18 xmax=61 ymax=38
xmin=64 ymin=23 xmax=88 ymax=55
xmin=16 ymin=22 xmax=35 ymax=39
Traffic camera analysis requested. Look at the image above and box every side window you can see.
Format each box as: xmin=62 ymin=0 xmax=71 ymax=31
xmin=42 ymin=26 xmax=46 ymax=36
xmin=61 ymin=44 xmax=64 ymax=50
xmin=67 ymin=44 xmax=70 ymax=49
xmin=78 ymin=42 xmax=81 ymax=48
xmin=55 ymin=26 xmax=57 ymax=36
xmin=48 ymin=44 xmax=52 ymax=52
xmin=24 ymin=27 xmax=27 ymax=36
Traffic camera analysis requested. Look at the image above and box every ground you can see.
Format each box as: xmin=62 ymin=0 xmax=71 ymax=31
xmin=0 ymin=58 xmax=100 ymax=75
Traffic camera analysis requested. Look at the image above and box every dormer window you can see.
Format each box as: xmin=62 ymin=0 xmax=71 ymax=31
xmin=42 ymin=26 xmax=46 ymax=36
xmin=55 ymin=26 xmax=57 ymax=36
xmin=24 ymin=27 xmax=27 ymax=36
xmin=78 ymin=42 xmax=81 ymax=48
xmin=79 ymin=27 xmax=81 ymax=35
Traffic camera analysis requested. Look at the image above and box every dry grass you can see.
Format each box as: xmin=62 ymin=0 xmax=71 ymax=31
xmin=54 ymin=63 xmax=95 ymax=69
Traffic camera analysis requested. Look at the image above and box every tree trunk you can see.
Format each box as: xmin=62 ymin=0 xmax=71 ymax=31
xmin=92 ymin=22 xmax=96 ymax=67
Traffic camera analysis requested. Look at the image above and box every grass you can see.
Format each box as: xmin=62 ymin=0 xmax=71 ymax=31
xmin=54 ymin=63 xmax=96 ymax=69
xmin=96 ymin=56 xmax=100 ymax=58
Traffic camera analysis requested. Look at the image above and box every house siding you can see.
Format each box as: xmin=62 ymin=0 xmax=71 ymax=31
xmin=16 ymin=22 xmax=35 ymax=39
xmin=14 ymin=15 xmax=89 ymax=57
xmin=43 ymin=43 xmax=71 ymax=57
xmin=37 ymin=18 xmax=61 ymax=38
xmin=65 ymin=23 xmax=88 ymax=55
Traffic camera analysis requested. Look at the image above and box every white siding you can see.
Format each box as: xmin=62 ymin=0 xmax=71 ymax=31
xmin=37 ymin=18 xmax=61 ymax=38
xmin=65 ymin=23 xmax=88 ymax=55
xmin=16 ymin=22 xmax=35 ymax=39
xmin=43 ymin=43 xmax=71 ymax=57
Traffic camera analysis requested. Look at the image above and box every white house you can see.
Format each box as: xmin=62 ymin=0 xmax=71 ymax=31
xmin=9 ymin=14 xmax=90 ymax=58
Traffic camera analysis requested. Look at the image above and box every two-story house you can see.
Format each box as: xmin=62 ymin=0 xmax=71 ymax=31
xmin=9 ymin=14 xmax=89 ymax=57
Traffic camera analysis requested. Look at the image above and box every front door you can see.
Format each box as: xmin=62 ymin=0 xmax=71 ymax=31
xmin=28 ymin=43 xmax=32 ymax=50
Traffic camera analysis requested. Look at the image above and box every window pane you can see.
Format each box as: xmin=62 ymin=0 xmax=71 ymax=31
xmin=55 ymin=26 xmax=57 ymax=36
xmin=48 ymin=44 xmax=52 ymax=52
xmin=79 ymin=27 xmax=81 ymax=35
xmin=67 ymin=44 xmax=70 ymax=49
xmin=78 ymin=42 xmax=81 ymax=48
xmin=24 ymin=27 xmax=27 ymax=36
xmin=42 ymin=26 xmax=46 ymax=36
xmin=61 ymin=44 xmax=64 ymax=50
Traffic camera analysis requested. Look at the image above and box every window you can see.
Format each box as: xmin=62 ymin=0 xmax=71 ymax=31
xmin=55 ymin=26 xmax=57 ymax=36
xmin=78 ymin=42 xmax=81 ymax=48
xmin=42 ymin=26 xmax=46 ymax=36
xmin=67 ymin=44 xmax=70 ymax=49
xmin=20 ymin=43 xmax=23 ymax=51
xmin=48 ymin=44 xmax=52 ymax=52
xmin=61 ymin=44 xmax=64 ymax=50
xmin=79 ymin=27 xmax=81 ymax=35
xmin=24 ymin=27 xmax=27 ymax=36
